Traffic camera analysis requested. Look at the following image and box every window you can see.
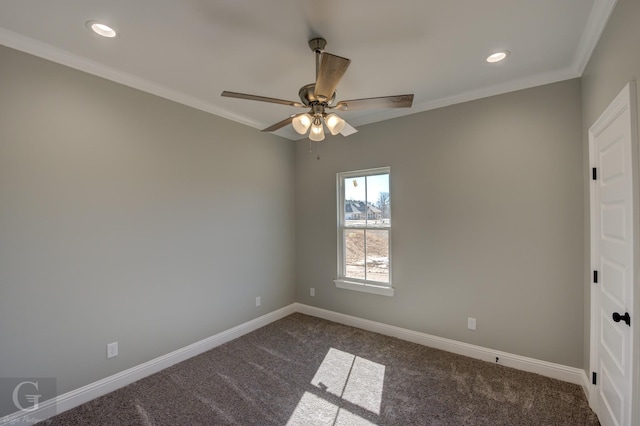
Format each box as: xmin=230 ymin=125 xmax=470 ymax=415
xmin=335 ymin=167 xmax=393 ymax=296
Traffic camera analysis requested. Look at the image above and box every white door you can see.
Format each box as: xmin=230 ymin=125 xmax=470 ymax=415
xmin=590 ymin=82 xmax=637 ymax=426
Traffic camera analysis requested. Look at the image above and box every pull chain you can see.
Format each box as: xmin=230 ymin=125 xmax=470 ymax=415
xmin=316 ymin=141 xmax=320 ymax=160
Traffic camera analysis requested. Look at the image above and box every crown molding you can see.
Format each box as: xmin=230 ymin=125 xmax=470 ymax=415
xmin=571 ymin=0 xmax=618 ymax=75
xmin=0 ymin=27 xmax=261 ymax=130
xmin=348 ymin=66 xmax=581 ymax=130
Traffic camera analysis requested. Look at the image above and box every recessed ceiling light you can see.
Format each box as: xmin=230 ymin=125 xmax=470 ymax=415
xmin=86 ymin=21 xmax=117 ymax=38
xmin=486 ymin=51 xmax=509 ymax=63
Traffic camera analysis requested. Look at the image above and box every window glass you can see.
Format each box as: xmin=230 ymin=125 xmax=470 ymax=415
xmin=337 ymin=168 xmax=391 ymax=287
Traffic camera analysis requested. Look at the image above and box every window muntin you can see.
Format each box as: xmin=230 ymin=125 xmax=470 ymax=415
xmin=337 ymin=168 xmax=391 ymax=288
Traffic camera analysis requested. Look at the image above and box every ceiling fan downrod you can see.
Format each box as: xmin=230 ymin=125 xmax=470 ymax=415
xmin=308 ymin=38 xmax=327 ymax=81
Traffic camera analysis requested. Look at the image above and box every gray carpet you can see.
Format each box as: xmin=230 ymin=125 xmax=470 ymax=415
xmin=40 ymin=313 xmax=599 ymax=425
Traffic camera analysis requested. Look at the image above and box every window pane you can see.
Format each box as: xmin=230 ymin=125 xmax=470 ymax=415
xmin=366 ymin=229 xmax=389 ymax=283
xmin=366 ymin=174 xmax=390 ymax=228
xmin=344 ymin=176 xmax=366 ymax=228
xmin=338 ymin=167 xmax=391 ymax=289
xmin=344 ymin=229 xmax=365 ymax=280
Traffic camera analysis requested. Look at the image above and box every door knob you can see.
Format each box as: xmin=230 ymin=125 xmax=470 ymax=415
xmin=612 ymin=312 xmax=631 ymax=326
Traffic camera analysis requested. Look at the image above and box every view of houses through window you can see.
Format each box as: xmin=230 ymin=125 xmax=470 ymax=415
xmin=339 ymin=168 xmax=391 ymax=285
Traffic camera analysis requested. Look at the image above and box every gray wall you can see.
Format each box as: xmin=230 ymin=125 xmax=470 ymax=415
xmin=0 ymin=45 xmax=295 ymax=416
xmin=295 ymin=79 xmax=584 ymax=368
xmin=581 ymin=0 xmax=640 ymax=373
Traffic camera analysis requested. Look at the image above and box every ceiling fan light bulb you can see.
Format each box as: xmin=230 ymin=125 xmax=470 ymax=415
xmin=309 ymin=122 xmax=325 ymax=141
xmin=325 ymin=113 xmax=346 ymax=135
xmin=292 ymin=113 xmax=312 ymax=134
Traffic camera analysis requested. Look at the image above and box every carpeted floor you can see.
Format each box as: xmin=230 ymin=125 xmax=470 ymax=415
xmin=40 ymin=313 xmax=599 ymax=425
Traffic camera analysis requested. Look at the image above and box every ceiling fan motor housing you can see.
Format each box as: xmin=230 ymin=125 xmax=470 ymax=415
xmin=299 ymin=83 xmax=336 ymax=107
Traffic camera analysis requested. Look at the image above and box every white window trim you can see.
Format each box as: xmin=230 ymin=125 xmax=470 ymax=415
xmin=334 ymin=279 xmax=395 ymax=297
xmin=336 ymin=167 xmax=393 ymax=296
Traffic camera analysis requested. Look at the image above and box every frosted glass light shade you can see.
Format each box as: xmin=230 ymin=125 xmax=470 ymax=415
xmin=325 ymin=113 xmax=346 ymax=135
xmin=309 ymin=122 xmax=325 ymax=141
xmin=292 ymin=114 xmax=312 ymax=134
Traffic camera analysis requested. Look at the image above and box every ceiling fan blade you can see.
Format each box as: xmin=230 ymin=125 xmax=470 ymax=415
xmin=334 ymin=94 xmax=414 ymax=111
xmin=339 ymin=121 xmax=358 ymax=137
xmin=314 ymin=53 xmax=351 ymax=102
xmin=261 ymin=115 xmax=299 ymax=132
xmin=221 ymin=91 xmax=305 ymax=108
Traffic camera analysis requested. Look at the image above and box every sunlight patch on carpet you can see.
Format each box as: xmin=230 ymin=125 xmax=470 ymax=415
xmin=287 ymin=347 xmax=385 ymax=425
xmin=286 ymin=392 xmax=375 ymax=426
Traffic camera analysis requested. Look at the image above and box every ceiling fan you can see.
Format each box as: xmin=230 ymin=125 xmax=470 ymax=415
xmin=221 ymin=38 xmax=414 ymax=141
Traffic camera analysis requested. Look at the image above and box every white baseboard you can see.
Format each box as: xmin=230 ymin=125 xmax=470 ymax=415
xmin=2 ymin=302 xmax=590 ymax=425
xmin=582 ymin=370 xmax=595 ymax=408
xmin=0 ymin=304 xmax=297 ymax=426
xmin=294 ymin=303 xmax=589 ymax=389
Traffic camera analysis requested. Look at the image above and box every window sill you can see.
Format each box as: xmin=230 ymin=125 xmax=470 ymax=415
xmin=333 ymin=279 xmax=394 ymax=297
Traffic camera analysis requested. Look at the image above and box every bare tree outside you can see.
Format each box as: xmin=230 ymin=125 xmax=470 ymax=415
xmin=377 ymin=191 xmax=390 ymax=219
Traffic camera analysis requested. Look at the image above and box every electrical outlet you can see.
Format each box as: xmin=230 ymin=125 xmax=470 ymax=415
xmin=256 ymin=296 xmax=261 ymax=307
xmin=468 ymin=317 xmax=477 ymax=331
xmin=107 ymin=342 xmax=118 ymax=359
xmin=310 ymin=288 xmax=315 ymax=297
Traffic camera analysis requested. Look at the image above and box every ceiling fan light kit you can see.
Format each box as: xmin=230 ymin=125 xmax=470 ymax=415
xmin=309 ymin=117 xmax=325 ymax=141
xmin=292 ymin=113 xmax=312 ymax=134
xmin=221 ymin=38 xmax=414 ymax=151
xmin=325 ymin=113 xmax=346 ymax=135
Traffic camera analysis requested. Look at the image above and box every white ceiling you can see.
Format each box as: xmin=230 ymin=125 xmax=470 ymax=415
xmin=0 ymin=0 xmax=617 ymax=140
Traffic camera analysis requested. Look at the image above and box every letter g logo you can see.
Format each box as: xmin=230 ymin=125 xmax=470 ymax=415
xmin=12 ymin=381 xmax=41 ymax=412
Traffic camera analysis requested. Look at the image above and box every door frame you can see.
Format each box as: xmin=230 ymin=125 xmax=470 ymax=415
xmin=588 ymin=81 xmax=640 ymax=425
